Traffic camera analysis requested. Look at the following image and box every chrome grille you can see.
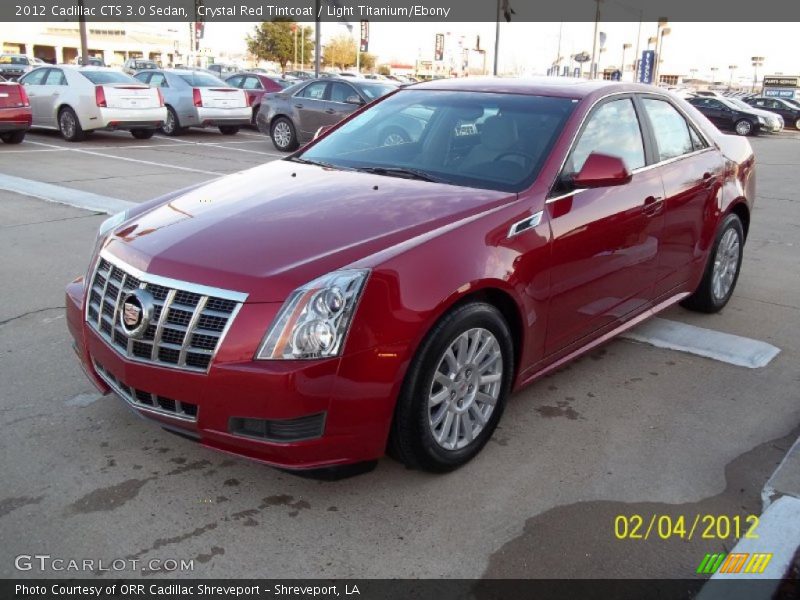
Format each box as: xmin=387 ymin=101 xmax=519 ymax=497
xmin=94 ymin=360 xmax=198 ymax=422
xmin=85 ymin=251 xmax=247 ymax=373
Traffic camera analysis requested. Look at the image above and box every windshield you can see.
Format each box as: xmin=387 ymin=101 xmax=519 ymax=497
xmin=782 ymin=98 xmax=800 ymax=109
xmin=80 ymin=70 xmax=139 ymax=84
xmin=356 ymin=82 xmax=396 ymax=100
xmin=178 ymin=72 xmax=228 ymax=87
xmin=135 ymin=61 xmax=158 ymax=69
xmin=298 ymin=89 xmax=575 ymax=193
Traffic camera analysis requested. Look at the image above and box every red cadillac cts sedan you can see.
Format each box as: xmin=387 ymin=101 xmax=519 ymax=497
xmin=65 ymin=78 xmax=755 ymax=473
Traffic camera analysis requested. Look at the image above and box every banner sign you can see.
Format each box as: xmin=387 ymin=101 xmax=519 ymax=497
xmin=435 ymin=33 xmax=444 ymax=61
xmin=763 ymin=76 xmax=798 ymax=87
xmin=360 ymin=20 xmax=369 ymax=52
xmin=637 ymin=49 xmax=655 ymax=83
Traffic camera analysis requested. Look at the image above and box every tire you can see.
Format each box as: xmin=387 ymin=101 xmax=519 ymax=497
xmin=734 ymin=119 xmax=753 ymax=136
xmin=271 ymin=117 xmax=298 ymax=151
xmin=795 ymin=117 xmax=800 ymax=130
xmin=388 ymin=302 xmax=514 ymax=472
xmin=219 ymin=125 xmax=239 ymax=135
xmin=130 ymin=129 xmax=155 ymax=140
xmin=161 ymin=106 xmax=185 ymax=136
xmin=251 ymin=106 xmax=260 ymax=127
xmin=381 ymin=126 xmax=410 ymax=146
xmin=58 ymin=107 xmax=86 ymax=142
xmin=681 ymin=213 xmax=744 ymax=313
xmin=0 ymin=130 xmax=26 ymax=144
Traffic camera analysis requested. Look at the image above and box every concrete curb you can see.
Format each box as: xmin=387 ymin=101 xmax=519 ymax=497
xmin=697 ymin=434 xmax=800 ymax=599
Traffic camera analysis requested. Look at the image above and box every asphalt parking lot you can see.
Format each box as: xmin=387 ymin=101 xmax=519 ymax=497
xmin=1 ymin=126 xmax=799 ymax=580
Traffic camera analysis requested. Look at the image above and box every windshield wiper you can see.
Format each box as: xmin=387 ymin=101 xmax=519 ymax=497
xmin=286 ymin=156 xmax=341 ymax=169
xmin=356 ymin=166 xmax=449 ymax=184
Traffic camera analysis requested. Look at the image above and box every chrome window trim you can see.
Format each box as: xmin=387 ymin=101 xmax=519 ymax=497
xmin=548 ymin=89 xmax=718 ymax=200
xmin=630 ymin=147 xmax=715 ymax=174
xmin=545 ymin=188 xmax=588 ymax=204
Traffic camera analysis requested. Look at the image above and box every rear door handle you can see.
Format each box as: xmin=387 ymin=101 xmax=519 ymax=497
xmin=702 ymin=172 xmax=717 ymax=188
xmin=643 ymin=195 xmax=664 ymax=216
xmin=324 ymin=108 xmax=335 ymax=114
xmin=294 ymin=103 xmax=303 ymax=108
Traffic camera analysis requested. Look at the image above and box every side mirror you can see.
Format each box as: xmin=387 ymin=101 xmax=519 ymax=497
xmin=313 ymin=124 xmax=333 ymax=140
xmin=345 ymin=95 xmax=364 ymax=105
xmin=573 ymin=153 xmax=632 ymax=188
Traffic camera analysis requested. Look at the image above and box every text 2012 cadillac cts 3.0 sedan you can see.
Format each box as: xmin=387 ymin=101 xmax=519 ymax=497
xmin=65 ymin=79 xmax=755 ymax=473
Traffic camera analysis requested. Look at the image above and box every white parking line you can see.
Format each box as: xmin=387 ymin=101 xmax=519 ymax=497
xmin=0 ymin=173 xmax=135 ymax=214
xmin=621 ymin=317 xmax=781 ymax=368
xmin=24 ymin=140 xmax=224 ymax=175
xmin=152 ymin=134 xmax=283 ymax=157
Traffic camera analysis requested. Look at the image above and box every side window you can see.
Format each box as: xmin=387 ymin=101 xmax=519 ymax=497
xmin=227 ymin=75 xmax=243 ymax=88
xmin=754 ymin=99 xmax=766 ymax=107
xmin=297 ymin=81 xmax=327 ymax=99
xmin=242 ymin=76 xmax=262 ymax=90
xmin=19 ymin=68 xmax=47 ymax=85
xmin=569 ymin=98 xmax=645 ymax=173
xmin=134 ymin=72 xmax=150 ymax=84
xmin=148 ymin=73 xmax=168 ymax=87
xmin=688 ymin=126 xmax=707 ymax=151
xmin=642 ymin=98 xmax=694 ymax=161
xmin=329 ymin=82 xmax=355 ymax=103
xmin=706 ymin=99 xmax=722 ymax=109
xmin=43 ymin=69 xmax=66 ymax=86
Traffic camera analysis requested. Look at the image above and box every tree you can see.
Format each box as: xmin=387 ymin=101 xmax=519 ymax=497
xmin=324 ymin=34 xmax=356 ymax=70
xmin=359 ymin=52 xmax=377 ymax=72
xmin=247 ymin=19 xmax=314 ymax=71
xmin=377 ymin=64 xmax=391 ymax=76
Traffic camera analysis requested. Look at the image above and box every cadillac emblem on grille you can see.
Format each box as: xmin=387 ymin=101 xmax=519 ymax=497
xmin=119 ymin=289 xmax=154 ymax=339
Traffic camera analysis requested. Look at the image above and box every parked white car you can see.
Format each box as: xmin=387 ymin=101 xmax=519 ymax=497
xmin=18 ymin=65 xmax=167 ymax=141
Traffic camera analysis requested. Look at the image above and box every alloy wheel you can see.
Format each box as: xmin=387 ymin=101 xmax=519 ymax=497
xmin=711 ymin=228 xmax=741 ymax=302
xmin=60 ymin=112 xmax=76 ymax=139
xmin=273 ymin=121 xmax=292 ymax=149
xmin=428 ymin=327 xmax=503 ymax=451
xmin=735 ymin=120 xmax=751 ymax=136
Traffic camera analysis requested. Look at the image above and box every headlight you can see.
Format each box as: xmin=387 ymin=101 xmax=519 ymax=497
xmin=757 ymin=115 xmax=767 ymax=125
xmin=256 ymin=269 xmax=370 ymax=360
xmin=95 ymin=210 xmax=128 ymax=243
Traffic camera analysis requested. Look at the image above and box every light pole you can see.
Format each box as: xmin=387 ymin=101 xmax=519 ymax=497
xmin=728 ymin=64 xmax=738 ymax=89
xmin=710 ymin=66 xmax=718 ymax=84
xmin=654 ymin=24 xmax=670 ymax=86
xmin=621 ymin=43 xmax=632 ymax=79
xmin=589 ymin=0 xmax=601 ymax=79
xmin=751 ymin=56 xmax=765 ymax=93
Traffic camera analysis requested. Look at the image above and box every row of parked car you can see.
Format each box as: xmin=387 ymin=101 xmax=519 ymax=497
xmin=687 ymin=91 xmax=800 ymax=136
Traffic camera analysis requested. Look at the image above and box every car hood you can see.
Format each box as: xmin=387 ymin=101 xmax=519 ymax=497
xmin=105 ymin=160 xmax=516 ymax=302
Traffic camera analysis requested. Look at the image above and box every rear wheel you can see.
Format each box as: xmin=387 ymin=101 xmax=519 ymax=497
xmin=388 ymin=302 xmax=513 ymax=472
xmin=0 ymin=130 xmax=26 ymax=144
xmin=58 ymin=107 xmax=86 ymax=142
xmin=681 ymin=213 xmax=744 ymax=313
xmin=795 ymin=117 xmax=800 ymax=130
xmin=271 ymin=117 xmax=298 ymax=151
xmin=130 ymin=129 xmax=155 ymax=140
xmin=161 ymin=106 xmax=186 ymax=136
xmin=734 ymin=119 xmax=753 ymax=136
xmin=219 ymin=125 xmax=239 ymax=135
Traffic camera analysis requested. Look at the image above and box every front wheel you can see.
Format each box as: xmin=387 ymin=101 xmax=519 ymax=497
xmin=219 ymin=125 xmax=239 ymax=135
xmin=130 ymin=129 xmax=154 ymax=140
xmin=734 ymin=119 xmax=753 ymax=136
xmin=0 ymin=130 xmax=26 ymax=144
xmin=795 ymin=117 xmax=800 ymax=130
xmin=388 ymin=302 xmax=514 ymax=472
xmin=681 ymin=213 xmax=744 ymax=313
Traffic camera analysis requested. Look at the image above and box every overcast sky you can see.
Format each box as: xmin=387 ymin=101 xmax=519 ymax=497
xmin=205 ymin=21 xmax=796 ymax=81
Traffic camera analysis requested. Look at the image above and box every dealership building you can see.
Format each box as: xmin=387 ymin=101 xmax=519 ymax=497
xmin=1 ymin=22 xmax=188 ymax=67
xmin=762 ymin=75 xmax=800 ymax=99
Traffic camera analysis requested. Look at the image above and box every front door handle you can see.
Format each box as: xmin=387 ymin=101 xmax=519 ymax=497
xmin=702 ymin=172 xmax=717 ymax=188
xmin=294 ymin=103 xmax=303 ymax=109
xmin=324 ymin=108 xmax=335 ymax=114
xmin=642 ymin=196 xmax=664 ymax=216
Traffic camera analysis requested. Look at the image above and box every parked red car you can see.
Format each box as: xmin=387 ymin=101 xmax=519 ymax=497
xmin=224 ymin=72 xmax=296 ymax=125
xmin=66 ymin=79 xmax=755 ymax=473
xmin=0 ymin=80 xmax=31 ymax=143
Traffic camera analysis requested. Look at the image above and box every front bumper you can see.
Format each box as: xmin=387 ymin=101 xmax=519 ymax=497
xmin=66 ymin=277 xmax=403 ymax=470
xmin=91 ymin=106 xmax=167 ymax=131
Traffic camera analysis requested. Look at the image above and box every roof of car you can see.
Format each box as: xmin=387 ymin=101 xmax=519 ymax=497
xmin=410 ymin=77 xmax=665 ymax=99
